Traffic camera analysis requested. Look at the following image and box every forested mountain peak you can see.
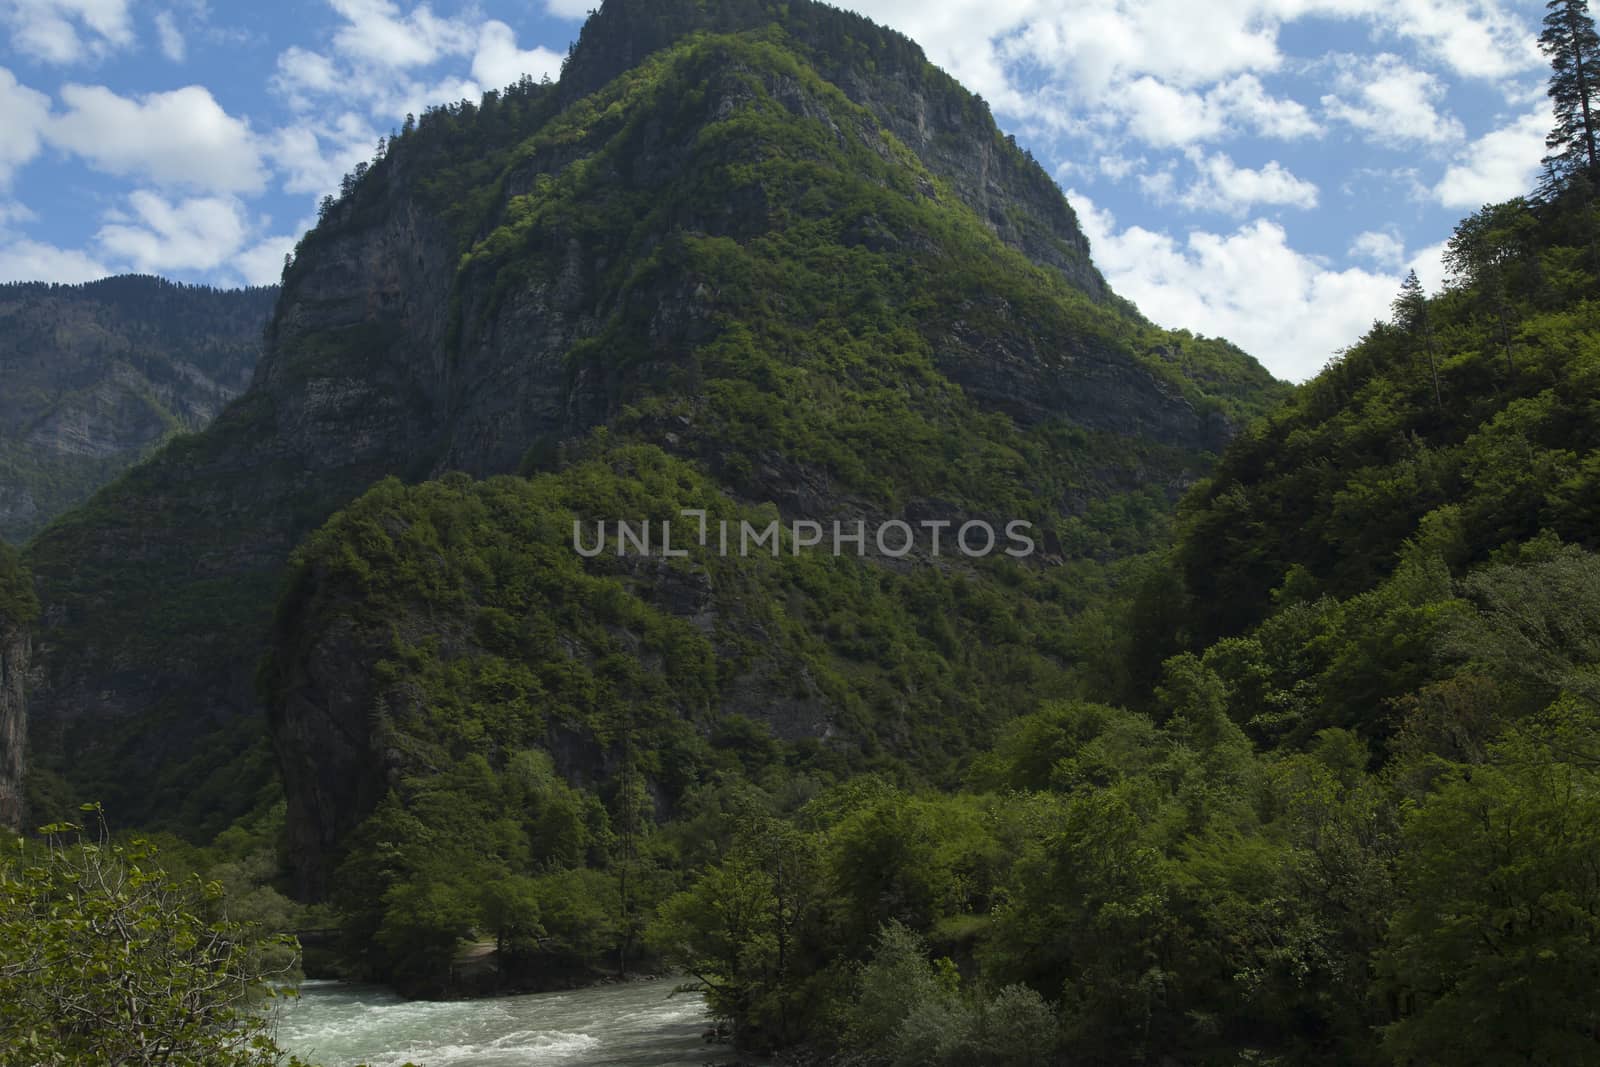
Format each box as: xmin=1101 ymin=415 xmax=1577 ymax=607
xmin=553 ymin=0 xmax=1116 ymax=300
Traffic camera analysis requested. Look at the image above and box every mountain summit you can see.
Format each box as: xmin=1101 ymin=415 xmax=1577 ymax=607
xmin=20 ymin=0 xmax=1279 ymax=863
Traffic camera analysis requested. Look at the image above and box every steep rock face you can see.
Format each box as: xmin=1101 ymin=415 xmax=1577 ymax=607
xmin=0 ymin=277 xmax=276 ymax=542
xmin=0 ymin=545 xmax=36 ymax=831
xmin=0 ymin=619 xmax=27 ymax=832
xmin=25 ymin=0 xmax=1283 ymax=836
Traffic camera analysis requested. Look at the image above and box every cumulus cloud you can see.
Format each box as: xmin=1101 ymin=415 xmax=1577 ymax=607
xmin=1433 ymin=109 xmax=1550 ymax=207
xmin=265 ymin=113 xmax=380 ymax=198
xmin=543 ymin=0 xmax=595 ymax=16
xmin=96 ymin=191 xmax=253 ymax=273
xmin=1070 ymin=189 xmax=1403 ymax=381
xmin=2 ymin=0 xmax=133 ymax=64
xmin=1321 ymin=53 xmax=1465 ymax=147
xmin=233 ymin=231 xmax=300 ymax=286
xmin=0 ymin=238 xmax=109 ymax=282
xmin=1208 ymin=74 xmax=1322 ymax=140
xmin=841 ymin=0 xmax=1539 ymax=132
xmin=473 ymin=20 xmax=562 ymax=90
xmin=1106 ymin=74 xmax=1318 ymax=148
xmin=1376 ymin=0 xmax=1541 ymax=80
xmin=1171 ymin=151 xmax=1320 ymax=214
xmin=0 ymin=67 xmax=50 ymax=188
xmin=272 ymin=46 xmax=342 ymax=109
xmin=269 ymin=1 xmax=514 ymax=124
xmin=1350 ymin=229 xmax=1407 ymax=269
xmin=327 ymin=0 xmax=476 ymax=70
xmin=48 ymin=84 xmax=267 ymax=194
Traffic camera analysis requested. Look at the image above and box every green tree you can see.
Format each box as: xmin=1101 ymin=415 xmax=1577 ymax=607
xmin=1541 ymin=0 xmax=1600 ymax=184
xmin=478 ymin=875 xmax=544 ymax=957
xmin=1444 ymin=200 xmax=1537 ymax=375
xmin=0 ymin=812 xmax=305 ymax=1067
xmin=1381 ymin=713 xmax=1600 ymax=1065
xmin=1392 ymin=269 xmax=1443 ymax=408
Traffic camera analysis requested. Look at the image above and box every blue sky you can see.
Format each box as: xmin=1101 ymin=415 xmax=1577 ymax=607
xmin=0 ymin=0 xmax=1555 ymax=379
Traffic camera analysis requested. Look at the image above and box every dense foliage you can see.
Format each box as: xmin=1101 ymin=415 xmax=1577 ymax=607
xmin=263 ymin=450 xmax=1122 ymax=992
xmin=0 ymin=810 xmax=305 ymax=1067
xmin=0 ymin=541 xmax=36 ymax=624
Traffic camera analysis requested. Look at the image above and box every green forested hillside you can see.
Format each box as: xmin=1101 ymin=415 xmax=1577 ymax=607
xmin=0 ymin=277 xmax=275 ymax=543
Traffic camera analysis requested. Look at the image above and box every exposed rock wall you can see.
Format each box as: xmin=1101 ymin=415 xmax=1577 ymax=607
xmin=0 ymin=616 xmax=27 ymax=831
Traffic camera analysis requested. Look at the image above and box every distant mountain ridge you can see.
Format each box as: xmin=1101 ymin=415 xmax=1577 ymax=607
xmin=0 ymin=276 xmax=276 ymax=543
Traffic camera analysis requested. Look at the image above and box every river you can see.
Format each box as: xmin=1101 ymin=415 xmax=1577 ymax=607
xmin=275 ymin=978 xmax=759 ymax=1066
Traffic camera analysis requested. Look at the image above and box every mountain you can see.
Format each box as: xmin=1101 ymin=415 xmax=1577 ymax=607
xmin=0 ymin=276 xmax=276 ymax=543
xmin=22 ymin=0 xmax=1280 ymax=863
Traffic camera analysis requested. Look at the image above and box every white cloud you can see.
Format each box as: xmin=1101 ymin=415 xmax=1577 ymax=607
xmin=269 ymin=3 xmax=499 ymax=123
xmin=543 ymin=0 xmax=594 ymax=16
xmin=1072 ymin=188 xmax=1403 ymax=381
xmin=1173 ymin=151 xmax=1320 ymax=214
xmin=1097 ymin=153 xmax=1143 ymax=182
xmin=1350 ymin=229 xmax=1407 ymax=269
xmin=48 ymin=84 xmax=267 ymax=194
xmin=0 ymin=191 xmax=302 ymax=285
xmin=1108 ymin=73 xmax=1320 ymax=148
xmin=1407 ymin=239 xmax=1450 ymax=293
xmin=96 ymin=191 xmax=252 ymax=273
xmin=1321 ymin=53 xmax=1465 ymax=146
xmin=1121 ymin=76 xmax=1224 ymax=146
xmin=2 ymin=0 xmax=133 ymax=64
xmin=1376 ymin=0 xmax=1542 ymax=80
xmin=266 ymin=113 xmax=379 ymax=198
xmin=472 ymin=20 xmax=562 ymax=90
xmin=1208 ymin=74 xmax=1322 ymax=140
xmin=272 ymin=46 xmax=342 ymax=109
xmin=1433 ymin=109 xmax=1549 ymax=207
xmin=0 ymin=67 xmax=50 ymax=187
xmin=833 ymin=0 xmax=1539 ymax=161
xmin=154 ymin=9 xmax=184 ymax=62
xmin=0 ymin=238 xmax=108 ymax=283
xmin=234 ymin=231 xmax=298 ymax=286
xmin=327 ymin=0 xmax=476 ymax=70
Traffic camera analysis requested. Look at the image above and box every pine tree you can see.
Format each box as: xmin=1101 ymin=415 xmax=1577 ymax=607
xmin=1392 ymin=270 xmax=1443 ymax=409
xmin=1540 ymin=0 xmax=1600 ymax=186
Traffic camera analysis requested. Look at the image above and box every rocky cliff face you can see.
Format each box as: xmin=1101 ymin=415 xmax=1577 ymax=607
xmin=559 ymin=0 xmax=1110 ymax=301
xmin=23 ymin=0 xmax=1284 ymax=840
xmin=0 ymin=545 xmax=35 ymax=831
xmin=0 ymin=277 xmax=276 ymax=543
xmin=0 ymin=616 xmax=27 ymax=832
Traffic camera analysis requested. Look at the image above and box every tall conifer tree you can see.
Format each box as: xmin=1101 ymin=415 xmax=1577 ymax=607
xmin=1540 ymin=0 xmax=1600 ymax=185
